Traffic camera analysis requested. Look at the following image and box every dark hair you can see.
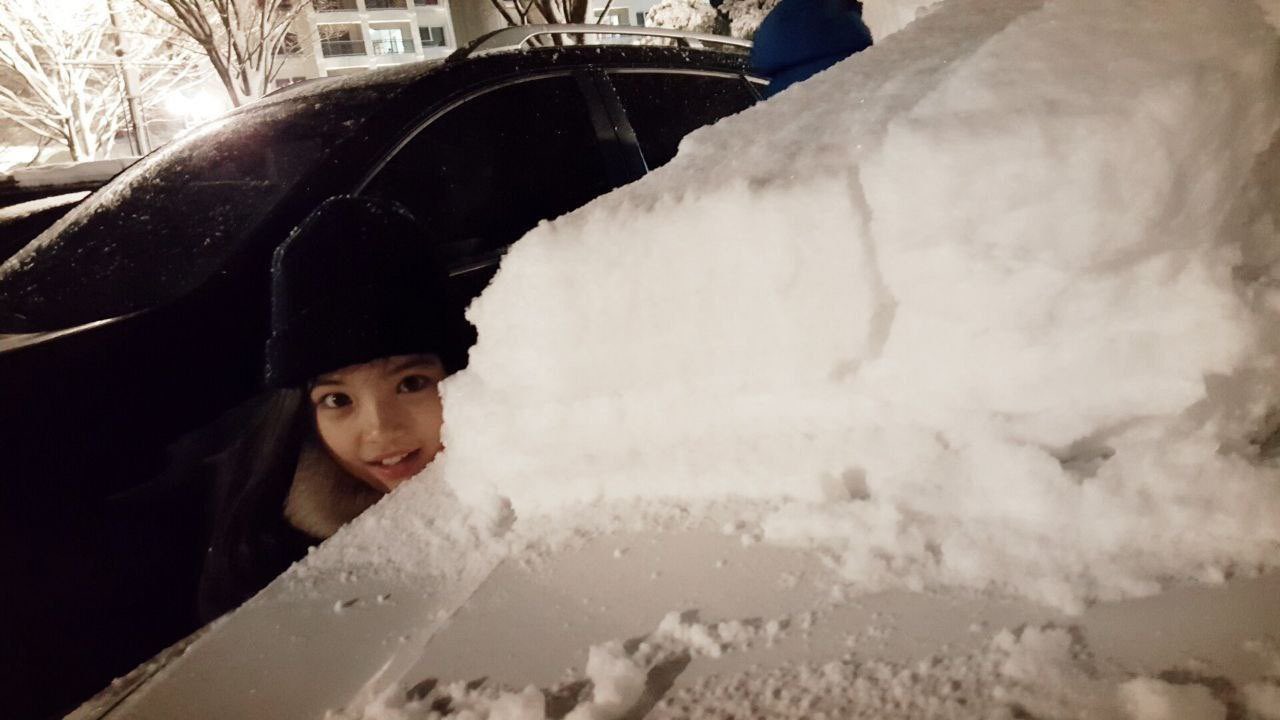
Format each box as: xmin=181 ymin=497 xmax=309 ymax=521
xmin=197 ymin=389 xmax=315 ymax=621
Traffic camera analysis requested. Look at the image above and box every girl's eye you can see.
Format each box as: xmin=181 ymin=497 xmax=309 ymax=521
xmin=398 ymin=374 xmax=435 ymax=393
xmin=316 ymin=392 xmax=351 ymax=409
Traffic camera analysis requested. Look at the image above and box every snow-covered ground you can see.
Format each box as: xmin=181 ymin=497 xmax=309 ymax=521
xmin=95 ymin=0 xmax=1280 ymax=718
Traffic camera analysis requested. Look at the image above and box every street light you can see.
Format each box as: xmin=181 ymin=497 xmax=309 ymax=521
xmin=162 ymin=88 xmax=230 ymax=127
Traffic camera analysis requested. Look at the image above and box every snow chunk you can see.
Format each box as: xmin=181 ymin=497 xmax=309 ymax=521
xmin=656 ymin=611 xmax=726 ymax=658
xmin=1245 ymin=681 xmax=1280 ymax=720
xmin=488 ymin=686 xmax=547 ymax=720
xmin=1118 ymin=677 xmax=1226 ymax=720
xmin=563 ymin=641 xmax=647 ymax=720
xmin=651 ymin=610 xmax=787 ymax=657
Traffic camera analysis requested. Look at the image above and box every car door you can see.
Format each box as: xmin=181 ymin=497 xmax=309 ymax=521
xmin=358 ymin=70 xmax=636 ymax=302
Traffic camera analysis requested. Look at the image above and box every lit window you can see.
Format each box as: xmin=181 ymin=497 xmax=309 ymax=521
xmin=370 ymin=26 xmax=412 ymax=55
xmin=418 ymin=26 xmax=446 ymax=47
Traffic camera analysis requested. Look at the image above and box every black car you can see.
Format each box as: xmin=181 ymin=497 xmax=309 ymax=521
xmin=0 ymin=27 xmax=762 ymax=719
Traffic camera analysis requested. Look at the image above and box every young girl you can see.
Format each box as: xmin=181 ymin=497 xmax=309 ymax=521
xmin=197 ymin=196 xmax=474 ymax=620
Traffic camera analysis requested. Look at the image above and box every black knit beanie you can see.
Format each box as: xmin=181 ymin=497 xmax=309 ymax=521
xmin=264 ymin=196 xmax=475 ymax=388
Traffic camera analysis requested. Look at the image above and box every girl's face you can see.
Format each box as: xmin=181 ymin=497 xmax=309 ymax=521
xmin=308 ymin=353 xmax=448 ymax=492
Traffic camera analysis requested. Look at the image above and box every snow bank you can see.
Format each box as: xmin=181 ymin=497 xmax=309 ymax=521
xmin=431 ymin=0 xmax=1280 ymax=613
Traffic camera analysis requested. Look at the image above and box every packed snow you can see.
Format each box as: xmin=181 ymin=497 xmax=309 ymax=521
xmin=259 ymin=0 xmax=1280 ymax=716
xmin=430 ymin=0 xmax=1280 ymax=615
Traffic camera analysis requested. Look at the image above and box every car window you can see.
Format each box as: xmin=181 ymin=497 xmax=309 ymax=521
xmin=361 ymin=74 xmax=618 ymax=265
xmin=608 ymin=71 xmax=758 ymax=171
xmin=0 ymin=95 xmax=382 ymax=333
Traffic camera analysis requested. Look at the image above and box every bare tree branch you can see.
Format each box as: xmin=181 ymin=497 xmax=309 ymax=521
xmin=0 ymin=0 xmax=204 ymax=159
xmin=134 ymin=0 xmax=308 ymax=107
xmin=486 ymin=0 xmax=520 ymax=27
xmin=491 ymin=0 xmax=593 ymax=25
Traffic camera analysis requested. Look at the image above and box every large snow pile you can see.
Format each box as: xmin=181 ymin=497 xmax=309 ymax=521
xmin=429 ymin=0 xmax=1280 ymax=614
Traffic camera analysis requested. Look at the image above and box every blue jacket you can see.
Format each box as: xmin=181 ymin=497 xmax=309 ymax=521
xmin=749 ymin=0 xmax=874 ymax=98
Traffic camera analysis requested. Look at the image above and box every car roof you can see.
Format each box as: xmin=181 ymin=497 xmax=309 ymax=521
xmin=0 ymin=40 xmax=756 ymax=336
xmin=243 ymin=42 xmax=754 ymax=116
xmin=456 ymin=23 xmax=752 ymax=58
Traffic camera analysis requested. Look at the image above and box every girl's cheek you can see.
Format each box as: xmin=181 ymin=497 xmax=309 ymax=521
xmin=403 ymin=389 xmax=443 ymax=411
xmin=317 ymin=415 xmax=355 ymax=455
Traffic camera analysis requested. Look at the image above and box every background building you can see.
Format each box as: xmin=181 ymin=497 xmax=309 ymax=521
xmin=276 ymin=0 xmax=458 ymax=84
xmin=276 ymin=0 xmax=663 ymax=86
xmin=0 ymin=0 xmax=673 ymax=170
xmin=590 ymin=0 xmax=662 ymax=26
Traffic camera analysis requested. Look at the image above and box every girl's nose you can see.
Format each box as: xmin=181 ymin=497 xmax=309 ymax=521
xmin=359 ymin=398 xmax=407 ymax=441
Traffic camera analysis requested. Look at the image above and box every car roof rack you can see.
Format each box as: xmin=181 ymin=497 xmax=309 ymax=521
xmin=452 ymin=24 xmax=752 ymax=61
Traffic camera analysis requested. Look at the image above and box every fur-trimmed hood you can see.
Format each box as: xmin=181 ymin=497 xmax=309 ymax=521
xmin=283 ymin=441 xmax=383 ymax=540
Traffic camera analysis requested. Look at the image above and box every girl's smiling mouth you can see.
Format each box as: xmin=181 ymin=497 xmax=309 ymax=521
xmin=365 ymin=449 xmax=426 ymax=484
xmin=375 ymin=451 xmax=414 ymax=466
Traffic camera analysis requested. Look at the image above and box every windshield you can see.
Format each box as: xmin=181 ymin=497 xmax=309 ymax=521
xmin=0 ymin=94 xmax=382 ymax=333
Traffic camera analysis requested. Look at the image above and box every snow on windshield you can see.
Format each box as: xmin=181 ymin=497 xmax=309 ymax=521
xmin=273 ymin=0 xmax=1279 ymax=713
